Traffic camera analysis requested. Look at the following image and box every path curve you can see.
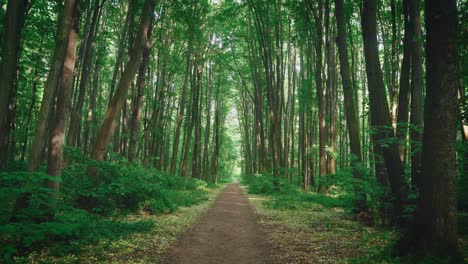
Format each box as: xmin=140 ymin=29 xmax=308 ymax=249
xmin=163 ymin=183 xmax=272 ymax=264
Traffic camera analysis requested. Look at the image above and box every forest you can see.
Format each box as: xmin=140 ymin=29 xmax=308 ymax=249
xmin=0 ymin=0 xmax=467 ymax=263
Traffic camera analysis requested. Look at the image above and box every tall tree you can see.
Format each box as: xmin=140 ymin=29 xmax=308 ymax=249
xmin=46 ymin=0 xmax=81 ymax=193
xmin=128 ymin=18 xmax=153 ymax=163
xmin=89 ymin=0 xmax=156 ymax=165
xmin=67 ymin=0 xmax=104 ymax=147
xmin=306 ymin=0 xmax=327 ymax=192
xmin=361 ymin=0 xmax=407 ymax=224
xmin=335 ymin=0 xmax=367 ymax=212
xmin=397 ymin=0 xmax=460 ymax=258
xmin=408 ymin=0 xmax=423 ymax=189
xmin=396 ymin=0 xmax=411 ymax=163
xmin=0 ymin=0 xmax=29 ymax=169
xmin=29 ymin=0 xmax=80 ymax=172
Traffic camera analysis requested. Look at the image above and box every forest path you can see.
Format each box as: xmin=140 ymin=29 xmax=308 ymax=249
xmin=163 ymin=183 xmax=272 ymax=264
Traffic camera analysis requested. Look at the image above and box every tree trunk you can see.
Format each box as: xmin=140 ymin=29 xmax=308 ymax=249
xmin=67 ymin=0 xmax=103 ymax=148
xmin=29 ymin=0 xmax=78 ymax=172
xmin=169 ymin=30 xmax=193 ymax=175
xmin=396 ymin=0 xmax=411 ymax=163
xmin=128 ymin=26 xmax=152 ymax=163
xmin=408 ymin=0 xmax=423 ymax=190
xmin=335 ymin=0 xmax=367 ymax=212
xmin=83 ymin=53 xmax=100 ymax=154
xmin=46 ymin=0 xmax=80 ymax=195
xmin=396 ymin=0 xmax=460 ymax=257
xmin=361 ymin=0 xmax=407 ymax=225
xmin=308 ymin=0 xmax=327 ymax=193
xmin=0 ymin=0 xmax=29 ymax=169
xmin=89 ymin=0 xmax=155 ymax=167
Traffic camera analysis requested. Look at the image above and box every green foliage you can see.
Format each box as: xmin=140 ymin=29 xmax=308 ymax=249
xmin=0 ymin=158 xmax=210 ymax=262
xmin=242 ymin=173 xmax=353 ymax=211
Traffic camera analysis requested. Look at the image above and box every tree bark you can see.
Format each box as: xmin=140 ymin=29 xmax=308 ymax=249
xmin=128 ymin=21 xmax=153 ymax=163
xmin=0 ymin=0 xmax=29 ymax=169
xmin=361 ymin=0 xmax=407 ymax=225
xmin=396 ymin=0 xmax=411 ymax=163
xmin=335 ymin=0 xmax=367 ymax=212
xmin=68 ymin=0 xmax=103 ymax=148
xmin=46 ymin=0 xmax=80 ymax=192
xmin=29 ymin=0 xmax=78 ymax=172
xmin=307 ymin=0 xmax=327 ymax=193
xmin=408 ymin=0 xmax=423 ymax=190
xmin=396 ymin=0 xmax=460 ymax=257
xmin=89 ymin=0 xmax=155 ymax=167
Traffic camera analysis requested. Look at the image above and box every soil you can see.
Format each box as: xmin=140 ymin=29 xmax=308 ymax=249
xmin=163 ymin=183 xmax=273 ymax=264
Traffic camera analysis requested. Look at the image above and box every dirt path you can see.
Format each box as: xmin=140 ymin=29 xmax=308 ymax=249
xmin=163 ymin=183 xmax=272 ymax=264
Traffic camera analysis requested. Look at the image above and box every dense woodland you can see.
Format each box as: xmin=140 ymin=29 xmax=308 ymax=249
xmin=0 ymin=0 xmax=467 ymax=262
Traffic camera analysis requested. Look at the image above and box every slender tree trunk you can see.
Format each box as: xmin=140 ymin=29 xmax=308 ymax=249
xmin=408 ymin=0 xmax=423 ymax=190
xmin=169 ymin=31 xmax=193 ymax=175
xmin=128 ymin=22 xmax=152 ymax=163
xmin=0 ymin=0 xmax=29 ymax=169
xmin=202 ymin=63 xmax=214 ymax=177
xmin=396 ymin=0 xmax=411 ymax=163
xmin=29 ymin=0 xmax=78 ymax=172
xmin=307 ymin=0 xmax=327 ymax=192
xmin=68 ymin=0 xmax=103 ymax=148
xmin=83 ymin=56 xmax=100 ymax=154
xmin=361 ymin=0 xmax=407 ymax=225
xmin=46 ymin=0 xmax=80 ymax=196
xmin=89 ymin=0 xmax=155 ymax=167
xmin=21 ymin=36 xmax=43 ymax=161
xmin=335 ymin=0 xmax=367 ymax=212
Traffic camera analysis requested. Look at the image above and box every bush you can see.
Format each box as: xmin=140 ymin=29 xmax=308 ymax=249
xmin=242 ymin=173 xmax=355 ymax=212
xmin=0 ymin=157 xmax=210 ymax=261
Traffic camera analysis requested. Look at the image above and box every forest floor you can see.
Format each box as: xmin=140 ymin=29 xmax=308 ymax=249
xmin=243 ymin=184 xmax=468 ymax=264
xmin=16 ymin=184 xmax=226 ymax=263
xmin=161 ymin=183 xmax=273 ymax=264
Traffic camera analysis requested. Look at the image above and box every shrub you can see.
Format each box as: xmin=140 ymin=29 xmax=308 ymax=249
xmin=0 ymin=156 xmax=210 ymax=261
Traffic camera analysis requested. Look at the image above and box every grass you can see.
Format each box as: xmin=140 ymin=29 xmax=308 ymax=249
xmin=244 ymin=187 xmax=397 ymax=264
xmin=11 ymin=184 xmax=226 ymax=263
xmin=242 ymin=174 xmax=468 ymax=263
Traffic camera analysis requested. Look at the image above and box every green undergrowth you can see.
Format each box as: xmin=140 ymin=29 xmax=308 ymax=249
xmin=0 ymin=156 xmax=226 ymax=263
xmin=242 ymin=174 xmax=467 ymax=264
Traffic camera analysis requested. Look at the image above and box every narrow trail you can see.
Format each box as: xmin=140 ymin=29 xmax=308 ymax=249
xmin=163 ymin=183 xmax=272 ymax=264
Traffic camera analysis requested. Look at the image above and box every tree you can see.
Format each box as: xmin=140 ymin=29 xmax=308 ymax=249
xmin=396 ymin=0 xmax=460 ymax=258
xmin=28 ymin=0 xmax=81 ymax=172
xmin=46 ymin=0 xmax=80 ymax=194
xmin=408 ymin=0 xmax=423 ymax=189
xmin=128 ymin=18 xmax=153 ymax=164
xmin=335 ymin=0 xmax=367 ymax=212
xmin=0 ymin=0 xmax=29 ymax=169
xmin=89 ymin=0 xmax=156 ymax=165
xmin=361 ymin=0 xmax=407 ymax=225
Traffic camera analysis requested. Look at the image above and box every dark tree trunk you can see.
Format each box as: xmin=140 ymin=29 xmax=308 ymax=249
xmin=396 ymin=0 xmax=460 ymax=258
xmin=408 ymin=0 xmax=423 ymax=190
xmin=396 ymin=0 xmax=411 ymax=163
xmin=335 ymin=0 xmax=367 ymax=212
xmin=0 ymin=0 xmax=29 ymax=169
xmin=361 ymin=0 xmax=407 ymax=225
